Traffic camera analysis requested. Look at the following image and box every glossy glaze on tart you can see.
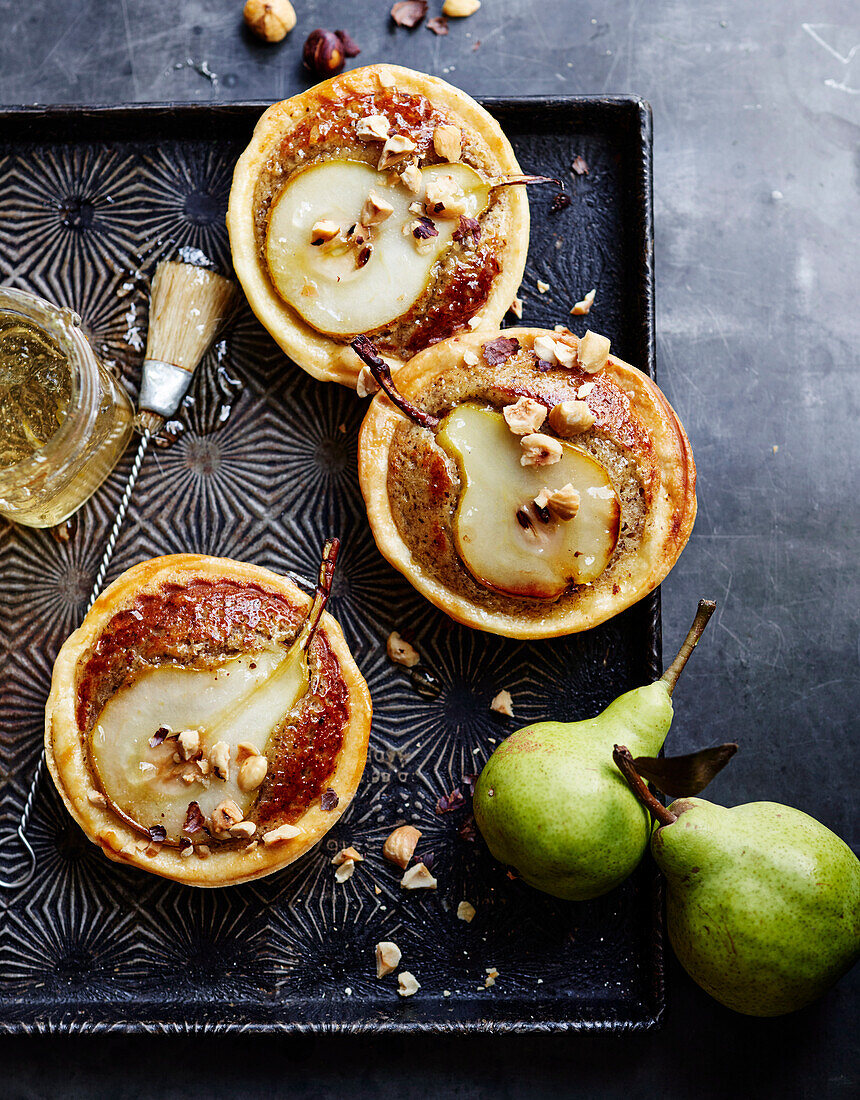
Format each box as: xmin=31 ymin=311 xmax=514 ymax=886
xmin=357 ymin=328 xmax=696 ymax=638
xmin=45 ymin=554 xmax=371 ymax=887
xmin=228 ymin=63 xmax=529 ymax=387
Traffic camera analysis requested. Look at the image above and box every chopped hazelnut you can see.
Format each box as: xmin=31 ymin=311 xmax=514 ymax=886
xmin=310 ymin=219 xmax=341 ymax=245
xmin=86 ymin=788 xmax=107 ymax=807
xmin=433 ymin=123 xmax=462 ymax=163
xmin=196 ymin=844 xmax=211 ymax=860
xmin=356 ymin=364 xmax=380 ymax=399
xmin=238 ymin=754 xmax=268 ymax=792
xmin=401 ymin=862 xmax=438 ymax=890
xmin=243 ymin=0 xmax=296 ymax=43
xmin=553 ymin=340 xmax=578 ymax=370
xmin=399 ymin=159 xmax=422 ymax=193
xmin=532 ymin=334 xmax=559 ymax=365
xmin=462 ymin=349 xmax=479 ymax=367
xmin=398 ymin=971 xmax=420 ymax=997
xmin=484 ymin=966 xmax=499 ymax=988
xmin=378 ymin=133 xmax=417 ymax=170
xmin=412 ymin=227 xmax=436 ymax=255
xmin=520 ymin=433 xmax=563 ymax=467
xmin=537 ymin=280 xmax=550 ymax=294
xmin=179 ymin=842 xmax=194 ymax=858
xmin=119 ymin=841 xmax=137 ymax=857
xmin=457 ymin=900 xmax=477 ymax=923
xmin=424 ymin=174 xmax=467 ymax=218
xmin=578 ymin=330 xmax=611 ymax=373
xmin=443 ymin=0 xmax=481 ymax=16
xmin=347 ymin=223 xmax=371 ymax=248
xmin=228 ymin=820 xmax=257 ymax=840
xmin=503 ymin=396 xmax=547 ymax=436
xmin=211 ymin=799 xmax=244 ymax=832
xmin=335 ymin=859 xmax=356 ymax=883
xmin=544 ymin=483 xmax=581 ymax=521
xmin=177 ymin=728 xmax=200 ymax=761
xmin=548 ymin=400 xmax=595 ymax=436
xmin=210 ymin=740 xmax=230 ymax=781
xmin=490 ymin=690 xmax=514 ymax=717
xmin=576 ymin=381 xmax=596 ymax=399
xmin=356 ymin=114 xmax=391 ymax=142
xmin=361 ymin=190 xmax=395 ymax=225
xmin=383 ymin=824 xmax=422 ymax=868
xmin=571 ymin=288 xmax=596 ymax=315
xmin=387 ymin=631 xmax=420 ymax=668
xmin=509 ymin=296 xmax=523 ymax=319
xmin=375 ymin=940 xmax=402 ymax=978
xmin=378 ymin=68 xmax=396 ymax=88
xmin=236 ymin=741 xmax=260 ymax=763
xmin=332 ymin=846 xmax=364 ymax=865
xmin=261 ymin=822 xmax=302 ymax=845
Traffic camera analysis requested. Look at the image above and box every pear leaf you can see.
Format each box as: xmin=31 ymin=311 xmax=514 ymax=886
xmin=631 ymin=743 xmax=738 ymax=797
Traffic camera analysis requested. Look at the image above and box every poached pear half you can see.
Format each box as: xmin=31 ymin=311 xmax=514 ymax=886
xmin=473 ymin=600 xmax=715 ymax=900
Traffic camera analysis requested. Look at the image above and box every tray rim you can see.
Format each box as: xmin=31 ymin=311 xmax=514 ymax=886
xmin=0 ymin=93 xmax=663 ymax=1035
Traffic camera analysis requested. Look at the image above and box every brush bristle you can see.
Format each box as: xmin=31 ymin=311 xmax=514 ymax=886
xmin=144 ymin=262 xmax=237 ymax=373
xmin=134 ymin=410 xmax=165 ymax=435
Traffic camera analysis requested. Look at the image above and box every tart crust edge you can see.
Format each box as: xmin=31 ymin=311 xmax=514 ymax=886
xmin=44 ymin=554 xmax=372 ymax=887
xmin=357 ymin=328 xmax=697 ymax=638
xmin=227 ymin=63 xmax=529 ymax=387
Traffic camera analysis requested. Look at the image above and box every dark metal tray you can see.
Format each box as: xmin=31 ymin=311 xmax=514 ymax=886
xmin=0 ymin=97 xmax=662 ymax=1033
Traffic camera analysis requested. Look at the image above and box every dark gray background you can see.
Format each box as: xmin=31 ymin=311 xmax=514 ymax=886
xmin=0 ymin=0 xmax=857 ymax=1096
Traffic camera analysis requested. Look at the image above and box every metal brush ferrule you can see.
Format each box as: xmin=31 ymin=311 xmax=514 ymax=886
xmin=137 ymin=358 xmax=193 ymax=418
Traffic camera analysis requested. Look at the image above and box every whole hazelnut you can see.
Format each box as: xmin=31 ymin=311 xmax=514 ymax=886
xmin=302 ymin=29 xmax=360 ymax=76
xmin=243 ymin=0 xmax=296 ymax=43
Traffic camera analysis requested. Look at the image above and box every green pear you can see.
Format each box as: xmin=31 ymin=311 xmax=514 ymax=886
xmin=647 ymin=796 xmax=860 ymax=1015
xmin=473 ymin=600 xmax=715 ymax=900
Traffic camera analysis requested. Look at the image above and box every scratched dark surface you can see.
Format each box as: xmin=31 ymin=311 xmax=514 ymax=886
xmin=0 ymin=0 xmax=857 ymax=1097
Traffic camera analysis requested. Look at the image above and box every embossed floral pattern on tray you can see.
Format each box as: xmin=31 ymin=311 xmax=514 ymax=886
xmin=0 ymin=101 xmax=662 ymax=1033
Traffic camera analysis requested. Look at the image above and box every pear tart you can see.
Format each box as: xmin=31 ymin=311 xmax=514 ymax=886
xmin=45 ymin=546 xmax=372 ymax=887
xmin=228 ymin=63 xmax=530 ymax=387
xmin=356 ymin=328 xmax=696 ymax=638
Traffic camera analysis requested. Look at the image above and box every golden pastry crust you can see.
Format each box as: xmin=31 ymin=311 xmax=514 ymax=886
xmin=227 ymin=63 xmax=529 ymax=388
xmin=45 ymin=555 xmax=372 ymax=887
xmin=358 ymin=328 xmax=696 ymax=638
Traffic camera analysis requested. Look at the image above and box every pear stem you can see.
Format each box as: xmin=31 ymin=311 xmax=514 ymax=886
xmin=350 ymin=336 xmax=440 ymax=431
xmin=660 ymin=598 xmax=716 ymax=696
xmin=613 ymin=745 xmax=677 ymax=826
xmin=487 ymin=174 xmax=563 ymax=190
xmin=300 ymin=536 xmax=340 ymax=651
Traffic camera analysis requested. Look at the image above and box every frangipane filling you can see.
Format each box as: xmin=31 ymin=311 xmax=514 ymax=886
xmin=76 ymin=578 xmax=348 ymax=851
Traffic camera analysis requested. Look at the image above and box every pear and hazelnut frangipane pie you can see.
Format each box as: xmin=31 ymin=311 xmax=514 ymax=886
xmin=45 ymin=548 xmax=371 ymax=887
xmin=356 ymin=328 xmax=696 ymax=638
xmin=227 ymin=63 xmax=530 ymax=388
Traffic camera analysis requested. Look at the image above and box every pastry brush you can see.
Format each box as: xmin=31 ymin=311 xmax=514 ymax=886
xmin=0 ymin=260 xmax=237 ymax=889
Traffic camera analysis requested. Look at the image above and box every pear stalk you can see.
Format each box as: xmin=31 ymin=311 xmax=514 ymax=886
xmin=613 ymin=746 xmax=677 ymax=826
xmin=351 ymin=335 xmax=440 ymax=430
xmin=661 ymin=598 xmax=716 ymax=695
xmin=300 ymin=536 xmax=340 ymax=650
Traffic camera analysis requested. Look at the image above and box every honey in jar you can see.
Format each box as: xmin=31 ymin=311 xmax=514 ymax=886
xmin=0 ymin=288 xmax=133 ymax=528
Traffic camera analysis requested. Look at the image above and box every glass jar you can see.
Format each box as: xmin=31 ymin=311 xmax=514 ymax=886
xmin=0 ymin=287 xmax=134 ymax=528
